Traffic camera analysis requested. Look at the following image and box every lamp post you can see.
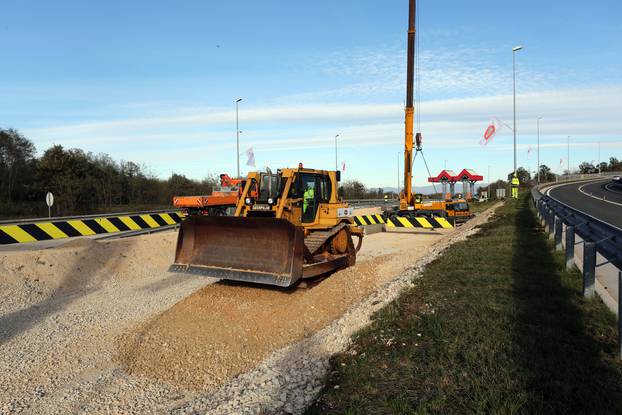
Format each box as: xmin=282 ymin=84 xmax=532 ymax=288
xmin=536 ymin=117 xmax=541 ymax=182
xmin=334 ymin=134 xmax=340 ymax=172
xmin=487 ymin=165 xmax=491 ymax=200
xmin=598 ymin=141 xmax=601 ymax=175
xmin=235 ymin=98 xmax=243 ymax=177
xmin=567 ymin=135 xmax=570 ymax=175
xmin=512 ymin=45 xmax=523 ymax=177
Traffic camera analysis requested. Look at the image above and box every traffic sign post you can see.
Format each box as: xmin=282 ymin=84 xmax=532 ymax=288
xmin=46 ymin=192 xmax=54 ymax=218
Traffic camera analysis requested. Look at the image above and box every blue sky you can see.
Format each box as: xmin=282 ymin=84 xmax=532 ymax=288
xmin=2 ymin=0 xmax=621 ymax=188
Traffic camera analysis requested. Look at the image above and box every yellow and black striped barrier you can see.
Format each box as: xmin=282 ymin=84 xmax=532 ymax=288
xmin=353 ymin=214 xmax=453 ymax=229
xmin=352 ymin=214 xmax=386 ymax=226
xmin=0 ymin=212 xmax=184 ymax=245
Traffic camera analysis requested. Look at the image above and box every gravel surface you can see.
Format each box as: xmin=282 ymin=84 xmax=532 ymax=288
xmin=0 ymin=232 xmax=215 ymax=414
xmin=167 ymin=204 xmax=502 ymax=415
xmin=0 ymin=204 xmax=500 ymax=414
xmin=117 ymin=232 xmax=443 ymax=392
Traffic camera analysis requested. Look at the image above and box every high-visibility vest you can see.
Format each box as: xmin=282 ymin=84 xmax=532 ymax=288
xmin=511 ymin=177 xmax=519 ymax=187
xmin=303 ymin=188 xmax=315 ymax=213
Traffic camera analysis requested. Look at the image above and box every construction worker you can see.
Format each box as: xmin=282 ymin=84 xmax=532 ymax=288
xmin=511 ymin=173 xmax=519 ymax=199
xmin=303 ymin=183 xmax=315 ymax=217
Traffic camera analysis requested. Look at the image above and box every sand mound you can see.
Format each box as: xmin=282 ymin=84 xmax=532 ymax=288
xmin=118 ymin=232 xmax=444 ymax=391
xmin=0 ymin=232 xmax=179 ymax=310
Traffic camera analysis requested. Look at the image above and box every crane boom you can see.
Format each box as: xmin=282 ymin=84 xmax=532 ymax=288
xmin=401 ymin=0 xmax=416 ymax=210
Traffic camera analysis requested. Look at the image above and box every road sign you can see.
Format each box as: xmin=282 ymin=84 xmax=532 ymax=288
xmin=46 ymin=192 xmax=54 ymax=218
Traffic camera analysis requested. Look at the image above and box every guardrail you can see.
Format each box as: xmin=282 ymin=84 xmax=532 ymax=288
xmin=531 ymin=185 xmax=622 ymax=357
xmin=538 ymin=170 xmax=621 ymax=186
xmin=0 ymin=208 xmax=179 ymax=225
xmin=0 ymin=211 xmax=184 ymax=246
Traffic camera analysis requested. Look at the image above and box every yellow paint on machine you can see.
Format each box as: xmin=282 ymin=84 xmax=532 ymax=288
xmin=0 ymin=225 xmax=37 ymax=243
xmin=67 ymin=220 xmax=96 ymax=236
xmin=35 ymin=222 xmax=68 ymax=239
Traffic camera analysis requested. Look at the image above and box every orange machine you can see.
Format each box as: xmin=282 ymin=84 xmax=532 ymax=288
xmin=412 ymin=194 xmax=471 ymax=223
xmin=394 ymin=0 xmax=471 ymax=222
xmin=173 ymin=174 xmax=245 ymax=216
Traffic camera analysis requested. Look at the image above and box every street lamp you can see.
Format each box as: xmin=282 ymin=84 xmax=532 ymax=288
xmin=567 ymin=135 xmax=570 ymax=175
xmin=235 ymin=98 xmax=243 ymax=177
xmin=568 ymin=136 xmax=570 ymax=176
xmin=512 ymin=45 xmax=522 ymax=177
xmin=537 ymin=116 xmax=542 ymax=184
xmin=598 ymin=141 xmax=601 ymax=175
xmin=487 ymin=165 xmax=491 ymax=200
xmin=334 ymin=134 xmax=340 ymax=172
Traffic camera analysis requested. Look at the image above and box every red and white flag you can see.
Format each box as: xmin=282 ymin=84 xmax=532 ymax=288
xmin=480 ymin=117 xmax=511 ymax=146
xmin=559 ymin=157 xmax=564 ymax=166
xmin=341 ymin=161 xmax=346 ymax=172
xmin=480 ymin=119 xmax=498 ymax=146
xmin=527 ymin=145 xmax=533 ymax=158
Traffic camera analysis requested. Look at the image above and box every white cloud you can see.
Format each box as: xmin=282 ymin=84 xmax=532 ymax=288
xmin=25 ymin=85 xmax=622 ymax=151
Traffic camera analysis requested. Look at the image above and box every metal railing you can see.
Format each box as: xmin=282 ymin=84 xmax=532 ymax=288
xmin=531 ymin=185 xmax=622 ymax=357
xmin=539 ymin=170 xmax=621 ymax=186
xmin=0 ymin=208 xmax=180 ymax=225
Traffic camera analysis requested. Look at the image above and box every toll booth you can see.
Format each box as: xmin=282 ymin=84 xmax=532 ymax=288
xmin=455 ymin=169 xmax=483 ymax=201
xmin=428 ymin=170 xmax=457 ymax=200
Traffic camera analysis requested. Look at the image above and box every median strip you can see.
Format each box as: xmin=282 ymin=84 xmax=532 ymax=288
xmin=307 ymin=195 xmax=622 ymax=414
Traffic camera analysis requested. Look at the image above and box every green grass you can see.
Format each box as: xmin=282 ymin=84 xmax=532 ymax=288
xmin=308 ymin=195 xmax=622 ymax=414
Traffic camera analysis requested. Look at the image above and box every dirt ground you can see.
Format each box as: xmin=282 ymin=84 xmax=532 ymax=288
xmin=118 ymin=230 xmax=446 ymax=391
xmin=0 ymin=231 xmax=216 ymax=414
xmin=0 ymin=225 xmax=450 ymax=413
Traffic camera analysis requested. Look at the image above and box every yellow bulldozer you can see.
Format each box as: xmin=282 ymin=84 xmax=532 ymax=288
xmin=170 ymin=166 xmax=364 ymax=287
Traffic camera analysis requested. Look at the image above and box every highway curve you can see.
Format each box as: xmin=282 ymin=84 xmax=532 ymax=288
xmin=547 ymin=179 xmax=622 ymax=229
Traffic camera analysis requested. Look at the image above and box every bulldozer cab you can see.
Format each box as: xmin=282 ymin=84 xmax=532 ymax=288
xmin=236 ymin=168 xmax=340 ymax=227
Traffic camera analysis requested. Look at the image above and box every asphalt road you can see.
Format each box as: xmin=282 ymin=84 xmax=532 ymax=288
xmin=547 ymin=179 xmax=622 ymax=229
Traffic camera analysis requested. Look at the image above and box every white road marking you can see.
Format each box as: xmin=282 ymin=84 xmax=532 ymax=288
xmin=604 ymin=183 xmax=622 ymax=196
xmin=545 ymin=180 xmax=622 ymax=232
xmin=578 ymin=181 xmax=622 ymax=207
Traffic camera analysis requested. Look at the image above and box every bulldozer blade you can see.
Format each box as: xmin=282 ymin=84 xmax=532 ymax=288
xmin=169 ymin=216 xmax=305 ymax=287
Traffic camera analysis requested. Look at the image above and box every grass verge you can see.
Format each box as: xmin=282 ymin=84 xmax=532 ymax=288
xmin=308 ymin=195 xmax=622 ymax=414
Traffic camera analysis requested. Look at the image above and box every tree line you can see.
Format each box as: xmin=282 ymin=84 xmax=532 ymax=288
xmin=0 ymin=128 xmax=217 ymax=218
xmin=2 ymin=127 xmax=619 ymax=218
